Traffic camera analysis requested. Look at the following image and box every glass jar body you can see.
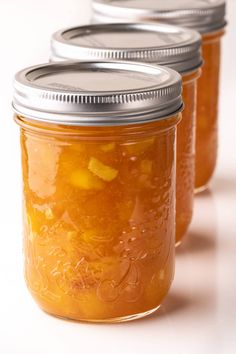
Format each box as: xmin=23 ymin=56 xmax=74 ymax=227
xmin=176 ymin=70 xmax=200 ymax=244
xmin=195 ymin=30 xmax=224 ymax=191
xmin=17 ymin=114 xmax=180 ymax=322
xmin=92 ymin=11 xmax=225 ymax=192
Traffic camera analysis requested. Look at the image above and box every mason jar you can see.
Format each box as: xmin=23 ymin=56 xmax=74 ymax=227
xmin=51 ymin=22 xmax=202 ymax=244
xmin=13 ymin=61 xmax=183 ymax=322
xmin=92 ymin=0 xmax=227 ymax=192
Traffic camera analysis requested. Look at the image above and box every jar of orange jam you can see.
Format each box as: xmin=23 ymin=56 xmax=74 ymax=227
xmin=92 ymin=0 xmax=227 ymax=191
xmin=51 ymin=23 xmax=202 ymax=245
xmin=13 ymin=61 xmax=183 ymax=322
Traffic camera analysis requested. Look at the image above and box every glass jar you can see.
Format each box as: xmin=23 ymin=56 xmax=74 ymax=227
xmin=178 ymin=70 xmax=200 ymax=243
xmin=13 ymin=61 xmax=183 ymax=322
xmin=195 ymin=29 xmax=225 ymax=191
xmin=51 ymin=22 xmax=202 ymax=244
xmin=92 ymin=0 xmax=227 ymax=192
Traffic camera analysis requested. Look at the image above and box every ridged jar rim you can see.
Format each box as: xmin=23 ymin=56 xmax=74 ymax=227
xmin=92 ymin=0 xmax=227 ymax=34
xmin=13 ymin=61 xmax=183 ymax=127
xmin=51 ymin=22 xmax=203 ymax=74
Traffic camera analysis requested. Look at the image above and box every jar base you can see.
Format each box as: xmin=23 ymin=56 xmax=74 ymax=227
xmin=175 ymin=232 xmax=188 ymax=248
xmin=175 ymin=219 xmax=192 ymax=247
xmin=41 ymin=305 xmax=161 ymax=324
xmin=194 ymin=184 xmax=209 ymax=194
xmin=175 ymin=239 xmax=183 ymax=248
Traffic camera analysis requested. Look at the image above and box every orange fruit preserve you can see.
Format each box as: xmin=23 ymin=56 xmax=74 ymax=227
xmin=91 ymin=0 xmax=227 ymax=192
xmin=195 ymin=30 xmax=225 ymax=191
xmin=176 ymin=70 xmax=200 ymax=244
xmin=18 ymin=117 xmax=180 ymax=321
xmin=13 ymin=61 xmax=183 ymax=322
xmin=51 ymin=22 xmax=203 ymax=244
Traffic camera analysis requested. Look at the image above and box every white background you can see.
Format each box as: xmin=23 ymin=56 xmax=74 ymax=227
xmin=0 ymin=1 xmax=236 ymax=353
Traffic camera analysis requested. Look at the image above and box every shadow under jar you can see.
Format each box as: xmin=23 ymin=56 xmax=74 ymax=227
xmin=13 ymin=61 xmax=183 ymax=323
xmin=51 ymin=22 xmax=202 ymax=245
xmin=92 ymin=0 xmax=227 ymax=192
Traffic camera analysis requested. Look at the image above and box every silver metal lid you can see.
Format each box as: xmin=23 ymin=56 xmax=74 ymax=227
xmin=92 ymin=0 xmax=227 ymax=34
xmin=13 ymin=61 xmax=183 ymax=126
xmin=51 ymin=23 xmax=202 ymax=74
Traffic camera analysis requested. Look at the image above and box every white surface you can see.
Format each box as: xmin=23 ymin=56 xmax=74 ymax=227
xmin=0 ymin=1 xmax=235 ymax=353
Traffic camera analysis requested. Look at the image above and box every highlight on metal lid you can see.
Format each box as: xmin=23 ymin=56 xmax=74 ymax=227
xmin=51 ymin=23 xmax=202 ymax=74
xmin=13 ymin=61 xmax=183 ymax=126
xmin=92 ymin=0 xmax=227 ymax=34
